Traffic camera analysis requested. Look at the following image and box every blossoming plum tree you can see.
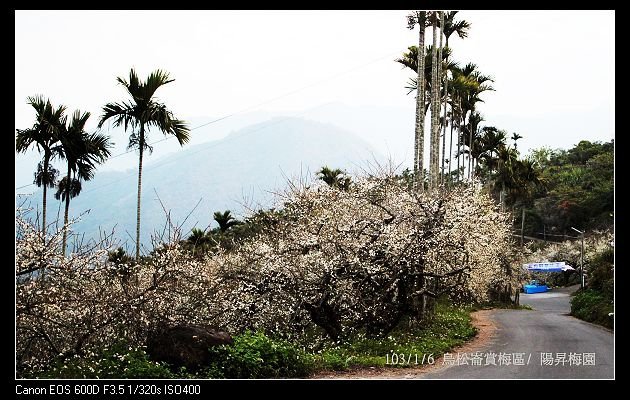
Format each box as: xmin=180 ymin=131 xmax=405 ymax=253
xmin=16 ymin=171 xmax=520 ymax=375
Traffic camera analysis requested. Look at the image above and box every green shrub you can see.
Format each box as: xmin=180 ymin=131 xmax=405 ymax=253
xmin=312 ymin=304 xmax=477 ymax=371
xmin=36 ymin=342 xmax=174 ymax=379
xmin=571 ymin=289 xmax=613 ymax=329
xmin=587 ymin=247 xmax=614 ymax=297
xmin=205 ymin=331 xmax=313 ymax=378
xmin=316 ymin=350 xmax=349 ymax=371
xmin=32 ymin=305 xmax=479 ymax=378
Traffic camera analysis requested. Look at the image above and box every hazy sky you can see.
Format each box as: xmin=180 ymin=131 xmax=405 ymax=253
xmin=15 ymin=10 xmax=614 ymax=187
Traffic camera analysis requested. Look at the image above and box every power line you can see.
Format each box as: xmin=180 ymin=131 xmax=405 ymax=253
xmin=15 ymin=49 xmax=400 ymax=192
xmin=79 ymin=104 xmax=335 ymax=195
xmin=15 ymin=183 xmax=33 ymax=190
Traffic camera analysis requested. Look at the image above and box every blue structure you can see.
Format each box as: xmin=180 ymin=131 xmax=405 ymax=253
xmin=521 ymin=262 xmax=576 ymax=294
xmin=523 ymin=280 xmax=548 ymax=294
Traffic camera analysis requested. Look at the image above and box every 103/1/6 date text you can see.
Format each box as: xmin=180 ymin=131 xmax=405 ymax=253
xmin=385 ymin=353 xmax=435 ymax=365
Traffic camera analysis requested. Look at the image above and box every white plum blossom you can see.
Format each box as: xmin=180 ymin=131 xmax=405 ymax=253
xmin=16 ymin=171 xmax=521 ymax=375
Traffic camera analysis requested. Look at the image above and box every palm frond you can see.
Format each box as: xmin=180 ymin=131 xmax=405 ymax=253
xmin=144 ymin=102 xmax=190 ymax=145
xmin=117 ymin=68 xmax=143 ymax=104
xmin=395 ymin=46 xmax=418 ymax=71
xmin=126 ymin=131 xmax=153 ymax=153
xmin=85 ymin=132 xmax=113 ymax=163
xmin=17 ymin=96 xmax=67 ymax=155
xmin=69 ymin=110 xmax=91 ymax=131
xmin=16 ymin=128 xmax=37 ymax=153
xmin=54 ymin=176 xmax=82 ymax=201
xmin=141 ymin=69 xmax=174 ymax=101
xmin=34 ymin=161 xmax=59 ymax=188
xmin=442 ymin=11 xmax=471 ymax=40
xmin=102 ymin=68 xmax=189 ymax=159
xmin=60 ymin=110 xmax=112 ymax=183
xmin=98 ymin=101 xmax=137 ymax=131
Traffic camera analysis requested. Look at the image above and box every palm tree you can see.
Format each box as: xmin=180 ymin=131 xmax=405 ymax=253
xmin=429 ymin=11 xmax=440 ymax=189
xmin=187 ymin=227 xmax=209 ymax=255
xmin=317 ymin=166 xmax=351 ymax=191
xmin=449 ymin=72 xmax=472 ymax=181
xmin=477 ymin=126 xmax=507 ymax=181
xmin=188 ymin=227 xmax=208 ymax=244
xmin=397 ymin=43 xmax=458 ymax=189
xmin=494 ymin=145 xmax=519 ymax=211
xmin=511 ymin=132 xmax=523 ymax=151
xmin=450 ymin=63 xmax=494 ymax=180
xmin=98 ymin=69 xmax=190 ymax=262
xmin=459 ymin=111 xmax=484 ymax=177
xmin=454 ymin=94 xmax=465 ymax=181
xmin=436 ymin=12 xmax=445 ymax=186
xmin=54 ymin=178 xmax=80 ymax=246
xmin=16 ymin=96 xmax=67 ymax=236
xmin=400 ymin=46 xmax=460 ymax=183
xmin=441 ymin=11 xmax=471 ymax=47
xmin=472 ymin=126 xmax=508 ymax=186
xmin=213 ymin=210 xmax=241 ymax=233
xmin=468 ymin=71 xmax=494 ymax=180
xmin=396 ymin=45 xmax=455 ymax=98
xmin=492 ymin=145 xmax=544 ymax=212
xmin=439 ymin=11 xmax=471 ymax=184
xmin=406 ymin=11 xmax=427 ymax=191
xmin=510 ymin=158 xmax=544 ymax=208
xmin=56 ymin=111 xmax=111 ymax=255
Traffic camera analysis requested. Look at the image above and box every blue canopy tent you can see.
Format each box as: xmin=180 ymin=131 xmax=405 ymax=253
xmin=522 ymin=262 xmax=575 ymax=293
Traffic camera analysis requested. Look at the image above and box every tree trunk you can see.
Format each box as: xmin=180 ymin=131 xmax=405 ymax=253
xmin=62 ymin=165 xmax=71 ymax=256
xmin=418 ymin=273 xmax=426 ymax=321
xmin=448 ymin=102 xmax=454 ymax=185
xmin=429 ymin=13 xmax=439 ymax=190
xmin=439 ymin=13 xmax=446 ymax=186
xmin=520 ymin=207 xmax=525 ymax=247
xmin=303 ymin=301 xmax=342 ymax=341
xmin=42 ymin=154 xmax=50 ymax=238
xmin=441 ymin=118 xmax=447 ymax=185
xmin=414 ymin=11 xmax=427 ymax=192
xmin=456 ymin=98 xmax=462 ymax=182
xmin=136 ymin=124 xmax=145 ymax=262
xmin=468 ymin=117 xmax=473 ymax=180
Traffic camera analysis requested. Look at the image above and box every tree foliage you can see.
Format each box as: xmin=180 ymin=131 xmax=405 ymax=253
xmin=526 ymin=140 xmax=613 ymax=235
xmin=210 ymin=173 xmax=519 ymax=339
xmin=16 ymin=172 xmax=521 ymax=376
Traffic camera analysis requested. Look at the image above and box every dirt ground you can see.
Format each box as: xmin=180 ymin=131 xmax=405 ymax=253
xmin=310 ymin=309 xmax=497 ymax=379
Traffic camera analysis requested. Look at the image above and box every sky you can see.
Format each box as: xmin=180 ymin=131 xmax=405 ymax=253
xmin=15 ymin=10 xmax=615 ymax=188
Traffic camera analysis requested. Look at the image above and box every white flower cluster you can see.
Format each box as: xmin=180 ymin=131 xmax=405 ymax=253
xmin=210 ymin=173 xmax=519 ymax=340
xmin=16 ymin=210 xmax=215 ymax=375
xmin=15 ymin=173 xmax=520 ymax=374
xmin=523 ymin=230 xmax=614 ymax=272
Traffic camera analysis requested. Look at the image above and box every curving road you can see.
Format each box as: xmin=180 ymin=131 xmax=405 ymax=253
xmin=423 ymin=285 xmax=614 ymax=379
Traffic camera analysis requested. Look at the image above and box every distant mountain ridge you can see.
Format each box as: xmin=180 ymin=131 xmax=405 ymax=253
xmin=21 ymin=117 xmax=385 ymax=251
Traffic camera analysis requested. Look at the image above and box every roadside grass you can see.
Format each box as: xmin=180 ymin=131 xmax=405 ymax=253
xmin=470 ymin=302 xmax=532 ymax=311
xmin=312 ymin=303 xmax=477 ymax=371
xmin=570 ymin=289 xmax=614 ymax=329
xmin=33 ymin=303 xmax=479 ymax=378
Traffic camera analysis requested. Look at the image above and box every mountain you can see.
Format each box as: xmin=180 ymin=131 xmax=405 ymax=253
xmin=21 ymin=117 xmax=385 ymax=251
xmin=302 ymin=102 xmax=415 ymax=166
xmin=15 ymin=104 xmax=417 ymax=188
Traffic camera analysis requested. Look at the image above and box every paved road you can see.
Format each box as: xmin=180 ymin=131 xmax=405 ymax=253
xmin=424 ymin=285 xmax=614 ymax=379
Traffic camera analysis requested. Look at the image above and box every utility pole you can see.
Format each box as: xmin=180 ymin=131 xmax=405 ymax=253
xmin=520 ymin=207 xmax=525 ymax=247
xmin=571 ymin=227 xmax=585 ymax=289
